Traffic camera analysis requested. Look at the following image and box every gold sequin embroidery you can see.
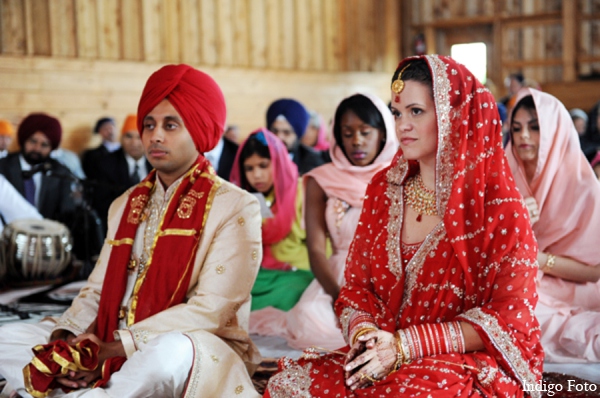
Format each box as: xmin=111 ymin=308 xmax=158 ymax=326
xmin=216 ymin=265 xmax=225 ymax=274
xmin=237 ymin=216 xmax=245 ymax=226
xmin=127 ymin=194 xmax=149 ymax=224
xmin=177 ymin=195 xmax=196 ymax=219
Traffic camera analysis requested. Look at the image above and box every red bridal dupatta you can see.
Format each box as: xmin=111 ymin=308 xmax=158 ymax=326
xmin=266 ymin=55 xmax=543 ymax=397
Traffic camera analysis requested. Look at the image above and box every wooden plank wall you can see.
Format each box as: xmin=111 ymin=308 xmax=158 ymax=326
xmin=0 ymin=0 xmax=401 ymax=153
xmin=0 ymin=0 xmax=400 ymax=71
xmin=406 ymin=0 xmax=600 ymax=112
xmin=0 ymin=56 xmax=391 ymax=153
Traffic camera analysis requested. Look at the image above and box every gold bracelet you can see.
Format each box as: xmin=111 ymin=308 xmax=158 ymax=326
xmin=542 ymin=253 xmax=556 ymax=272
xmin=351 ymin=328 xmax=377 ymax=346
xmin=393 ymin=331 xmax=405 ymax=371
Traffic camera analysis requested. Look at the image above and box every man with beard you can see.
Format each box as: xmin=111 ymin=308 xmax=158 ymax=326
xmin=0 ymin=113 xmax=76 ymax=222
xmin=0 ymin=64 xmax=262 ymax=398
xmin=266 ymin=98 xmax=327 ymax=175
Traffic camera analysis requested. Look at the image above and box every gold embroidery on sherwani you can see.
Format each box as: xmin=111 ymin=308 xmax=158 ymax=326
xmin=158 ymin=229 xmax=197 ymax=237
xmin=177 ymin=196 xmax=196 ymax=219
xmin=106 ymin=238 xmax=134 ymax=246
xmin=170 ymin=178 xmax=220 ymax=306
xmin=127 ymin=168 xmax=221 ymax=326
xmin=128 ymin=194 xmax=150 ymax=224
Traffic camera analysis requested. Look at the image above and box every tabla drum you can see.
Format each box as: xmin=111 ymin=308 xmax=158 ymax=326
xmin=1 ymin=218 xmax=73 ymax=285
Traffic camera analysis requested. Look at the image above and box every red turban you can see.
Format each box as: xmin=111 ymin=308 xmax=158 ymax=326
xmin=18 ymin=113 xmax=62 ymax=150
xmin=137 ymin=64 xmax=226 ymax=152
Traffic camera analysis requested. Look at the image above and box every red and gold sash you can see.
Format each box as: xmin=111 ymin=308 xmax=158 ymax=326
xmin=96 ymin=156 xmax=219 ymax=341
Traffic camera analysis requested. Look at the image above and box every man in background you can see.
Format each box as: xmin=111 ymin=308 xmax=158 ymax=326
xmin=204 ymin=124 xmax=238 ymax=181
xmin=91 ymin=114 xmax=152 ymax=235
xmin=266 ymin=98 xmax=326 ymax=175
xmin=0 ymin=118 xmax=15 ymax=158
xmin=81 ymin=117 xmax=120 ymax=181
xmin=0 ymin=113 xmax=75 ymax=222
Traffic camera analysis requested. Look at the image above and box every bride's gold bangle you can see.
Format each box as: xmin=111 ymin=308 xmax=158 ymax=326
xmin=352 ymin=328 xmax=377 ymax=345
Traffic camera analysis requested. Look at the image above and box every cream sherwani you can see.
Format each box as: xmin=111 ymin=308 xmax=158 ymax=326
xmin=0 ymin=174 xmax=262 ymax=398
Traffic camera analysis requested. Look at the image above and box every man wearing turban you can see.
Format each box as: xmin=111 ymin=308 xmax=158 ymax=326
xmin=90 ymin=114 xmax=153 ymax=237
xmin=0 ymin=113 xmax=76 ymax=222
xmin=0 ymin=65 xmax=262 ymax=398
xmin=0 ymin=118 xmax=15 ymax=158
xmin=266 ymin=98 xmax=327 ymax=175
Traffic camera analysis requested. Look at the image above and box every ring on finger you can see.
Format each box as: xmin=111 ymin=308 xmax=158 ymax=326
xmin=364 ymin=374 xmax=377 ymax=383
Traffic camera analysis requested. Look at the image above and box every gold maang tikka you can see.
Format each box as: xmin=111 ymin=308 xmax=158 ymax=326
xmin=391 ymin=63 xmax=411 ymax=94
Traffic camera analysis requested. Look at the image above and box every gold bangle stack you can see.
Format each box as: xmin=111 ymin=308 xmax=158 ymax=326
xmin=541 ymin=253 xmax=556 ymax=272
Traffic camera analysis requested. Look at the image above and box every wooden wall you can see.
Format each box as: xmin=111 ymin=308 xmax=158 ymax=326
xmin=0 ymin=0 xmax=401 ymax=72
xmin=404 ymin=0 xmax=600 ymax=111
xmin=2 ymin=0 xmax=600 ymax=154
xmin=0 ymin=0 xmax=401 ymax=153
xmin=0 ymin=56 xmax=391 ymax=153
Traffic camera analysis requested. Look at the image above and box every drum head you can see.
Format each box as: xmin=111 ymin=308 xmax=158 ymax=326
xmin=2 ymin=218 xmax=73 ymax=285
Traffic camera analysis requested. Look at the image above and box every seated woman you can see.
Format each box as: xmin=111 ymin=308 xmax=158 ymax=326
xmin=580 ymin=100 xmax=600 ymax=162
xmin=265 ymin=55 xmax=543 ymax=397
xmin=250 ymin=93 xmax=398 ymax=350
xmin=506 ymin=89 xmax=600 ymax=363
xmin=230 ymin=129 xmax=312 ymax=311
xmin=302 ymin=110 xmax=330 ymax=152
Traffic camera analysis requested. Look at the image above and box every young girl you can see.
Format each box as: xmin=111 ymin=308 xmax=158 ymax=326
xmin=249 ymin=94 xmax=398 ymax=350
xmin=230 ymin=128 xmax=312 ymax=311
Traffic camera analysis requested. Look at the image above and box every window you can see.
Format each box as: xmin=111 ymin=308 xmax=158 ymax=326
xmin=451 ymin=43 xmax=487 ymax=84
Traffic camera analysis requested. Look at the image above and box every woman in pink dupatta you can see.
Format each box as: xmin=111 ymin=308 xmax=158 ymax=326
xmin=250 ymin=93 xmax=397 ymax=349
xmin=506 ymin=88 xmax=600 ymax=362
xmin=302 ymin=111 xmax=331 ymax=151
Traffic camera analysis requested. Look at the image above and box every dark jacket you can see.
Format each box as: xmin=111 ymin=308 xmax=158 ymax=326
xmin=217 ymin=137 xmax=239 ymax=181
xmin=81 ymin=145 xmax=110 ymax=181
xmin=292 ymin=143 xmax=328 ymax=175
xmin=0 ymin=153 xmax=76 ymax=221
xmin=89 ymin=148 xmax=152 ymax=235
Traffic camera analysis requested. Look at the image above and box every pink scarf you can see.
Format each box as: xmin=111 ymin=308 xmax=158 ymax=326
xmin=230 ymin=128 xmax=299 ymax=270
xmin=304 ymin=93 xmax=398 ymax=208
xmin=506 ymin=88 xmax=600 ymax=265
xmin=312 ymin=113 xmax=330 ymax=151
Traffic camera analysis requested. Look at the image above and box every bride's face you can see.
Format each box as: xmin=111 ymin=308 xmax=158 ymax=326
xmin=390 ymin=80 xmax=438 ymax=165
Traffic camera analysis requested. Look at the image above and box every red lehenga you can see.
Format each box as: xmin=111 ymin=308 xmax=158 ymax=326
xmin=265 ymin=55 xmax=544 ymax=397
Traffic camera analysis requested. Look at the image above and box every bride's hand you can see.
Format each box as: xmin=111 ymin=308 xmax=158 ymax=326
xmin=344 ymin=330 xmax=398 ymax=390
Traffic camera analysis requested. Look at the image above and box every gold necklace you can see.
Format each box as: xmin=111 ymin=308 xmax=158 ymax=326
xmin=404 ymin=173 xmax=437 ymax=221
